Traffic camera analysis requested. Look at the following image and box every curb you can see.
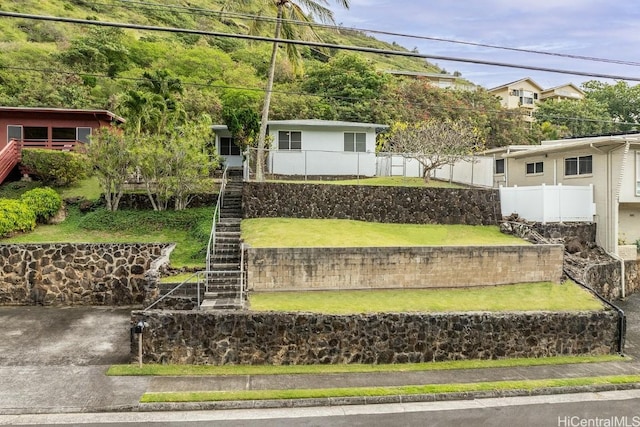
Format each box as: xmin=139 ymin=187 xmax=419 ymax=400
xmin=3 ymin=382 xmax=640 ymax=415
xmin=136 ymin=382 xmax=640 ymax=412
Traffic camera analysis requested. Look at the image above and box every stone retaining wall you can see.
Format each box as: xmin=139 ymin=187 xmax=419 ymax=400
xmin=0 ymin=243 xmax=173 ymax=306
xmin=132 ymin=309 xmax=620 ymax=365
xmin=243 ymin=183 xmax=501 ymax=225
xmin=585 ymin=259 xmax=640 ymax=301
xmin=246 ymin=245 xmax=564 ymax=291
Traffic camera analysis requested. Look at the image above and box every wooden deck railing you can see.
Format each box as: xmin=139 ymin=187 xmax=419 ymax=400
xmin=0 ymin=140 xmax=20 ymax=184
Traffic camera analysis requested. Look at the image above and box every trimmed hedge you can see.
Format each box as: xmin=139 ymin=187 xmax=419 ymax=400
xmin=0 ymin=199 xmax=36 ymax=237
xmin=20 ymin=187 xmax=63 ymax=223
xmin=20 ymin=149 xmax=90 ymax=186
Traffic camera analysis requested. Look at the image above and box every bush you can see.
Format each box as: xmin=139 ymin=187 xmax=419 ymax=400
xmin=20 ymin=187 xmax=63 ymax=223
xmin=0 ymin=199 xmax=36 ymax=237
xmin=21 ymin=149 xmax=90 ymax=187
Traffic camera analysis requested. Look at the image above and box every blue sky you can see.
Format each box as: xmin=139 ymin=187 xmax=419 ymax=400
xmin=332 ymin=0 xmax=640 ymax=90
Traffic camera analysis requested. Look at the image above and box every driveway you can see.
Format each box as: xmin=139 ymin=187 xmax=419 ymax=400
xmin=0 ymin=306 xmax=149 ymax=414
xmin=0 ymin=306 xmax=132 ymax=366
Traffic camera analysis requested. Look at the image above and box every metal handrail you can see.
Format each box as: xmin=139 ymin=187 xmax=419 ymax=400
xmin=206 ymin=165 xmax=228 ymax=273
xmin=240 ymin=242 xmax=245 ymax=306
xmin=143 ymin=272 xmax=203 ymax=311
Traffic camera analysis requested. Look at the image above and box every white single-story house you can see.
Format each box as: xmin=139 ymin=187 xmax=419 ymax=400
xmin=212 ymin=119 xmax=388 ymax=177
xmin=487 ymin=133 xmax=640 ymax=257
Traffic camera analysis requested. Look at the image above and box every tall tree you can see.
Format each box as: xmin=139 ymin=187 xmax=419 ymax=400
xmin=88 ymin=127 xmax=135 ymax=212
xmin=534 ymin=98 xmax=612 ymax=138
xmin=582 ymin=80 xmax=640 ymax=132
xmin=302 ymin=52 xmax=389 ymax=123
xmin=253 ymin=0 xmax=350 ymax=182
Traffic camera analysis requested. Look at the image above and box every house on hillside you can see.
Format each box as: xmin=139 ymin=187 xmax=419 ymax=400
xmin=0 ymin=106 xmax=125 ymax=150
xmin=488 ymin=78 xmax=544 ymax=122
xmin=540 ymin=83 xmax=585 ymax=102
xmin=0 ymin=106 xmax=125 ymax=184
xmin=488 ymin=78 xmax=586 ymax=123
xmin=490 ymin=132 xmax=640 ymax=256
xmin=212 ymin=119 xmax=388 ymax=177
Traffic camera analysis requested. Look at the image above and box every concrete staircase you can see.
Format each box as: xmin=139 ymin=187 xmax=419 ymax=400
xmin=200 ymin=168 xmax=245 ymax=310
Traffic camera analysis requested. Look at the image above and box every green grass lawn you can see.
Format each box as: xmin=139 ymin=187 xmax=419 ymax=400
xmin=272 ymin=176 xmax=464 ymax=188
xmin=2 ymin=205 xmax=212 ymax=269
xmin=242 ymin=218 xmax=528 ymax=248
xmin=249 ymin=282 xmax=604 ymax=314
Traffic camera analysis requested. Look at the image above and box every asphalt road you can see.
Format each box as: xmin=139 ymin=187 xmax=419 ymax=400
xmin=4 ymin=390 xmax=640 ymax=427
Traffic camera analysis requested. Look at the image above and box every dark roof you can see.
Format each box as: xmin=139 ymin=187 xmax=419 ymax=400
xmin=0 ymin=106 xmax=125 ymax=123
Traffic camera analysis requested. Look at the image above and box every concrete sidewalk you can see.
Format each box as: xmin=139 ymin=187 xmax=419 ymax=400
xmin=2 ymin=359 xmax=640 ymax=415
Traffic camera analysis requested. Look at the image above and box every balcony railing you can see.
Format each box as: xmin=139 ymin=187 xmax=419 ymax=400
xmin=17 ymin=139 xmax=85 ymax=152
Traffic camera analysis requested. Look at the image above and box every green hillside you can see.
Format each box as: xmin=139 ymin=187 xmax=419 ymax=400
xmin=0 ymin=0 xmax=529 ymax=146
xmin=0 ymin=2 xmax=430 ymax=104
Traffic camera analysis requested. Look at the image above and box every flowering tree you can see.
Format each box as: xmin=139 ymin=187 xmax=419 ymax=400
xmin=384 ymin=119 xmax=482 ymax=183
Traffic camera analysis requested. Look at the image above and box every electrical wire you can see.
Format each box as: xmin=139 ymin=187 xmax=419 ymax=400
xmin=107 ymin=0 xmax=640 ymax=68
xmin=2 ymin=10 xmax=640 ymax=82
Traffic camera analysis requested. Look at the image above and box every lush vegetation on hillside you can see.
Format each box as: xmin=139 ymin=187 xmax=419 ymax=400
xmin=0 ymin=0 xmax=531 ymax=147
xmin=1 ymin=0 xmax=637 ymax=145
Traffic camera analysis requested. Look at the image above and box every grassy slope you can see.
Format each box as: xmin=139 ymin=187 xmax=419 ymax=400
xmin=242 ymin=218 xmax=527 ymax=247
xmin=249 ymin=282 xmax=604 ymax=313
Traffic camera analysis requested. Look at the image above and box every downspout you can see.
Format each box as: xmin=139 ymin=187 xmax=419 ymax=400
xmin=607 ymin=141 xmax=630 ymax=299
xmin=564 ymin=268 xmax=626 ymax=355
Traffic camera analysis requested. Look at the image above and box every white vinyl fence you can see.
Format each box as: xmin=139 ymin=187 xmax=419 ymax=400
xmin=500 ymin=184 xmax=595 ymax=223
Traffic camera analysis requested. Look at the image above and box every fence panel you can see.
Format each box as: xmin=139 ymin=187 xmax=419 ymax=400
xmin=500 ymin=184 xmax=595 ymax=223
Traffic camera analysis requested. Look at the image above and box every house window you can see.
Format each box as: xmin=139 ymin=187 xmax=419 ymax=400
xmin=7 ymin=125 xmax=22 ymax=143
xmin=77 ymin=127 xmax=92 ymax=143
xmin=512 ymin=89 xmax=538 ymax=106
xmin=565 ymin=155 xmax=592 ymax=176
xmin=526 ymin=161 xmax=544 ymax=175
xmin=278 ymin=131 xmax=301 ymax=150
xmin=23 ymin=126 xmax=47 ymax=141
xmin=219 ymin=137 xmax=240 ymax=156
xmin=52 ymin=128 xmax=76 ymax=141
xmin=495 ymin=158 xmax=505 ymax=174
xmin=344 ymin=132 xmax=366 ymax=152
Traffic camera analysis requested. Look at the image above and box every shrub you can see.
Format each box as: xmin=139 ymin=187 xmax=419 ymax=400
xmin=20 ymin=187 xmax=63 ymax=223
xmin=0 ymin=199 xmax=36 ymax=237
xmin=21 ymin=149 xmax=90 ymax=187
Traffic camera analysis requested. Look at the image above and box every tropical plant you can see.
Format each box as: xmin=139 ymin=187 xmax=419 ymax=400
xmin=251 ymin=0 xmax=351 ymax=182
xmin=0 ymin=199 xmax=36 ymax=236
xmin=19 ymin=187 xmax=62 ymax=223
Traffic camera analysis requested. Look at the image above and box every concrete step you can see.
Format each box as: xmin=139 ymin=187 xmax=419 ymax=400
xmin=200 ymin=298 xmax=243 ymax=310
xmin=209 ymin=263 xmax=241 ymax=271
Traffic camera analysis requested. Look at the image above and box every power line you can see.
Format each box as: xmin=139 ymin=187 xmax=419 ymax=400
xmin=2 ymin=10 xmax=640 ymax=83
xmin=108 ymin=0 xmax=640 ymax=68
